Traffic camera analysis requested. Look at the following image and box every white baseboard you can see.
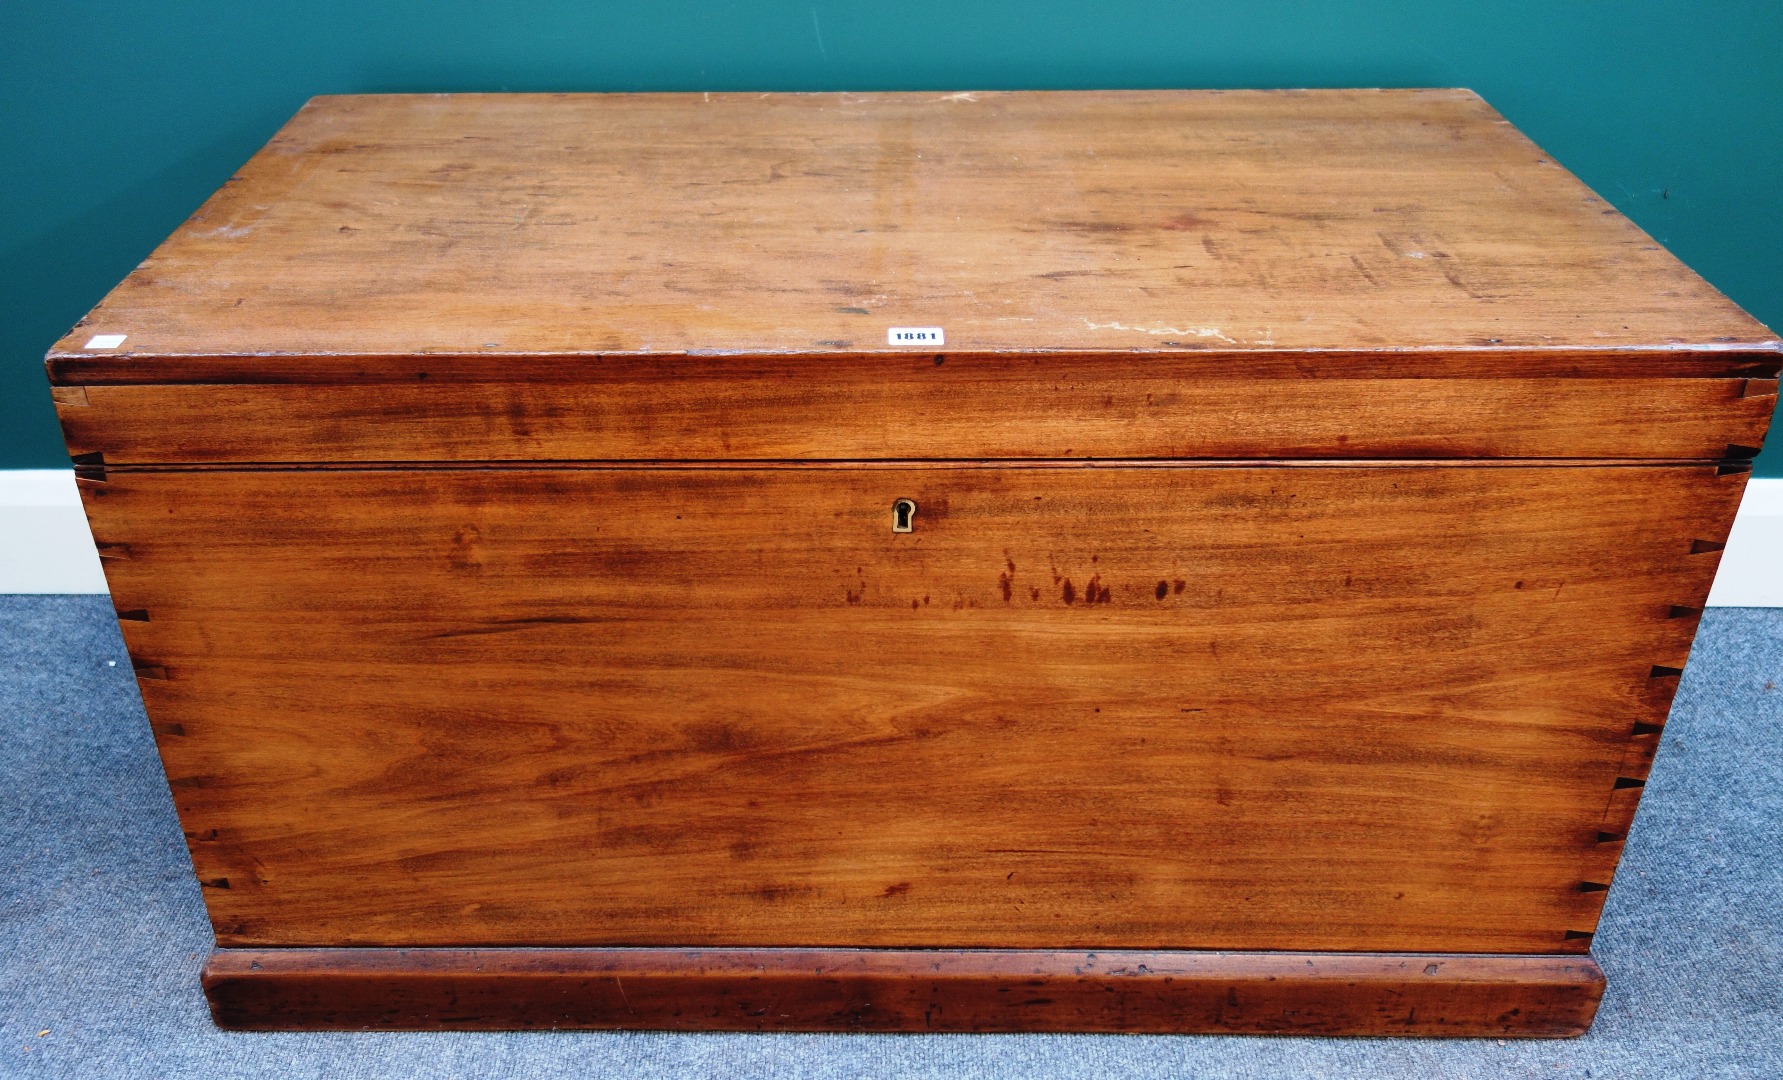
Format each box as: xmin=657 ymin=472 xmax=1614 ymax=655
xmin=1 ymin=469 xmax=1778 ymax=603
xmin=1707 ymin=476 xmax=1783 ymax=607
xmin=0 ymin=470 xmax=108 ymax=593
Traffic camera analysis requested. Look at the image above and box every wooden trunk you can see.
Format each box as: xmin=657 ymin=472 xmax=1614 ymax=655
xmin=48 ymin=90 xmax=1778 ymax=1036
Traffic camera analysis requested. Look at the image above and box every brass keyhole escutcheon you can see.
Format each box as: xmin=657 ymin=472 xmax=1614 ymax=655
xmin=892 ymin=499 xmax=916 ymax=533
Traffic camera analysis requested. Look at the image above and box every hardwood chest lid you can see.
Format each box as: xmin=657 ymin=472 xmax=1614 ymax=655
xmin=48 ymin=89 xmax=1778 ymax=383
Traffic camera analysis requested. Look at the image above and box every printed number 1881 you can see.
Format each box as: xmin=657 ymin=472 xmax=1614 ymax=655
xmin=887 ymin=326 xmax=945 ymax=346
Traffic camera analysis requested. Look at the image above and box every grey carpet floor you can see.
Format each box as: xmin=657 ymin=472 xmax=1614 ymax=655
xmin=2 ymin=595 xmax=1778 ymax=1079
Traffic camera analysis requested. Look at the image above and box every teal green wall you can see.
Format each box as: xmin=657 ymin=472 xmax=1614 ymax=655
xmin=4 ymin=2 xmax=1779 ymax=473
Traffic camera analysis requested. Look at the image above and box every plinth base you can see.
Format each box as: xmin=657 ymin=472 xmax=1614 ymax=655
xmin=202 ymin=947 xmax=1604 ymax=1036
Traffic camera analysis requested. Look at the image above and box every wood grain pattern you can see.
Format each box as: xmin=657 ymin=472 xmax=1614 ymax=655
xmin=52 ymin=367 xmax=1780 ymax=464
xmin=202 ymin=947 xmax=1607 ymax=1036
xmin=46 ymin=90 xmax=1777 ymax=376
xmin=82 ymin=463 xmax=1740 ymax=953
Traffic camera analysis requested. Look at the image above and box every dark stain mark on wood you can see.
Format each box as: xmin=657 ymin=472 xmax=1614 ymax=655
xmin=1052 ymin=220 xmax=1134 ymax=235
xmin=1611 ymin=777 xmax=1646 ymax=790
xmin=425 ymin=615 xmax=615 ymax=639
xmin=1161 ymin=212 xmax=1211 ymax=231
xmin=1649 ymin=666 xmax=1683 ymax=679
xmin=683 ymin=721 xmax=757 ymax=754
xmin=1348 ymin=254 xmax=1382 ymax=286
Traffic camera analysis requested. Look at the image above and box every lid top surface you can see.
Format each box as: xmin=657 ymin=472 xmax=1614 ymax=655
xmin=52 ymin=89 xmax=1777 ymax=366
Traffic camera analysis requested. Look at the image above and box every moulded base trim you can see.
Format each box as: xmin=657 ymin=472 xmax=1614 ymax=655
xmin=202 ymin=946 xmax=1605 ymax=1037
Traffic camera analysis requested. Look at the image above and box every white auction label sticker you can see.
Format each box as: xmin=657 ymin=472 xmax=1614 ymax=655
xmin=887 ymin=326 xmax=945 ymax=346
xmin=83 ymin=334 xmax=128 ymax=349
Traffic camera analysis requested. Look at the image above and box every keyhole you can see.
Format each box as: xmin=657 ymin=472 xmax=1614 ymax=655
xmin=892 ymin=499 xmax=916 ymax=533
